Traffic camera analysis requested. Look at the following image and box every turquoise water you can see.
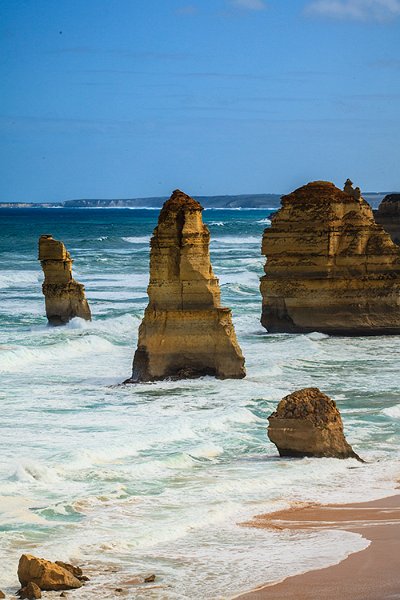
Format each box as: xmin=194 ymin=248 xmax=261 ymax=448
xmin=0 ymin=208 xmax=399 ymax=598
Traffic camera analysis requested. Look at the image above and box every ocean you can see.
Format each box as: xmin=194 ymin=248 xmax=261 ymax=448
xmin=0 ymin=207 xmax=399 ymax=599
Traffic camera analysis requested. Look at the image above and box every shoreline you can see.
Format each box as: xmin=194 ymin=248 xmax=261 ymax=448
xmin=234 ymin=492 xmax=400 ymax=600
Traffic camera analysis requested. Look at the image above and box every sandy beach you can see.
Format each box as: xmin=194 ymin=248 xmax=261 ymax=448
xmin=236 ymin=493 xmax=400 ymax=600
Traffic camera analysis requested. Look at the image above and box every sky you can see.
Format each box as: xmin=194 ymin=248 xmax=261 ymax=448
xmin=0 ymin=0 xmax=399 ymax=202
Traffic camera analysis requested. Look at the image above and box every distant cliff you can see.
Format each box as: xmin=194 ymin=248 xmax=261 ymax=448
xmin=0 ymin=191 xmax=392 ymax=209
xmin=63 ymin=194 xmax=282 ymax=209
xmin=0 ymin=194 xmax=281 ymax=209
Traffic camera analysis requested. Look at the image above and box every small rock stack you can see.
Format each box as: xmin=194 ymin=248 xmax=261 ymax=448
xmin=39 ymin=235 xmax=91 ymax=325
xmin=267 ymin=387 xmax=362 ymax=460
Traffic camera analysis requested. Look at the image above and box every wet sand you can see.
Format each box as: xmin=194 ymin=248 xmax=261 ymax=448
xmin=235 ymin=494 xmax=400 ymax=600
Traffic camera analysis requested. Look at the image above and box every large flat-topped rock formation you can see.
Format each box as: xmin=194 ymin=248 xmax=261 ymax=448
xmin=128 ymin=189 xmax=245 ymax=381
xmin=39 ymin=235 xmax=91 ymax=325
xmin=374 ymin=193 xmax=400 ymax=245
xmin=260 ymin=180 xmax=400 ymax=335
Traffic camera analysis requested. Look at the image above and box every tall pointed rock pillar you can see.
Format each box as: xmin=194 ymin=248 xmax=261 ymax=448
xmin=129 ymin=190 xmax=245 ymax=381
xmin=260 ymin=181 xmax=400 ymax=335
xmin=39 ymin=235 xmax=91 ymax=325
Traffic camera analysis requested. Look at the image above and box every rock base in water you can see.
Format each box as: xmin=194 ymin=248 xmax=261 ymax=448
xmin=267 ymin=387 xmax=362 ymax=460
xmin=39 ymin=235 xmax=91 ymax=325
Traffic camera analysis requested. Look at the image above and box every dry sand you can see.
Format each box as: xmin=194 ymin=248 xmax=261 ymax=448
xmin=235 ymin=494 xmax=400 ymax=600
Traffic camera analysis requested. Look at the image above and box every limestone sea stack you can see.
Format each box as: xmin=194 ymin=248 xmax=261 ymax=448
xmin=39 ymin=235 xmax=91 ymax=325
xmin=374 ymin=193 xmax=400 ymax=245
xmin=128 ymin=189 xmax=245 ymax=381
xmin=267 ymin=387 xmax=362 ymax=460
xmin=260 ymin=180 xmax=400 ymax=335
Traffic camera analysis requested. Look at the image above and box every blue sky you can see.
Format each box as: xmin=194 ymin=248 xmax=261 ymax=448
xmin=1 ymin=0 xmax=399 ymax=202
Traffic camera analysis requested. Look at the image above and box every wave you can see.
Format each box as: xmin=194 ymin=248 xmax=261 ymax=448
xmin=0 ymin=335 xmax=115 ymax=373
xmin=256 ymin=218 xmax=271 ymax=224
xmin=382 ymin=404 xmax=400 ymax=418
xmin=121 ymin=236 xmax=151 ymax=244
xmin=211 ymin=236 xmax=261 ymax=245
xmin=0 ymin=270 xmax=41 ymax=289
xmin=306 ymin=331 xmax=330 ymax=341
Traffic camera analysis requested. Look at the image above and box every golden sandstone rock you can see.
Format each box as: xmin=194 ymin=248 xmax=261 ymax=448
xmin=267 ymin=388 xmax=361 ymax=460
xmin=39 ymin=235 xmax=91 ymax=325
xmin=18 ymin=554 xmax=82 ymax=591
xmin=374 ymin=194 xmax=400 ymax=245
xmin=128 ymin=189 xmax=245 ymax=381
xmin=260 ymin=181 xmax=400 ymax=335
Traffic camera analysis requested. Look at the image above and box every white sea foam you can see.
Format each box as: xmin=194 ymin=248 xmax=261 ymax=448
xmin=0 ymin=335 xmax=115 ymax=372
xmin=383 ymin=404 xmax=400 ymax=418
xmin=307 ymin=331 xmax=330 ymax=341
xmin=0 ymin=270 xmax=41 ymax=289
xmin=211 ymin=235 xmax=261 ymax=245
xmin=121 ymin=236 xmax=151 ymax=244
xmin=257 ymin=217 xmax=272 ymax=224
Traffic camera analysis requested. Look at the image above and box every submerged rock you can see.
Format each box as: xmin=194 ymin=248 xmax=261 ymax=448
xmin=374 ymin=193 xmax=400 ymax=245
xmin=18 ymin=582 xmax=42 ymax=599
xmin=39 ymin=234 xmax=91 ymax=325
xmin=260 ymin=180 xmax=400 ymax=335
xmin=127 ymin=189 xmax=245 ymax=381
xmin=18 ymin=554 xmax=82 ymax=591
xmin=267 ymin=387 xmax=362 ymax=460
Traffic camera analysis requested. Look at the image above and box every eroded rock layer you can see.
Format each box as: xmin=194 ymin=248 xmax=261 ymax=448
xmin=267 ymin=387 xmax=361 ymax=460
xmin=374 ymin=193 xmax=400 ymax=245
xmin=260 ymin=181 xmax=400 ymax=335
xmin=39 ymin=235 xmax=91 ymax=325
xmin=129 ymin=189 xmax=245 ymax=381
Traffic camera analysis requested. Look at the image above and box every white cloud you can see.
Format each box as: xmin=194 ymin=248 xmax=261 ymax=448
xmin=305 ymin=0 xmax=400 ymax=21
xmin=230 ymin=0 xmax=267 ymax=10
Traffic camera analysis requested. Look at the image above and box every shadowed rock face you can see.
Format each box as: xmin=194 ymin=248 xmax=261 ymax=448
xmin=374 ymin=194 xmax=400 ymax=245
xmin=39 ymin=235 xmax=91 ymax=325
xmin=267 ymin=388 xmax=361 ymax=460
xmin=260 ymin=181 xmax=400 ymax=335
xmin=128 ymin=189 xmax=245 ymax=382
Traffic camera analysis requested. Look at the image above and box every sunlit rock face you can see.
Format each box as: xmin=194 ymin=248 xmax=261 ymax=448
xmin=267 ymin=387 xmax=362 ymax=460
xmin=374 ymin=193 xmax=400 ymax=246
xmin=39 ymin=235 xmax=91 ymax=325
xmin=260 ymin=181 xmax=400 ymax=335
xmin=128 ymin=189 xmax=245 ymax=382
